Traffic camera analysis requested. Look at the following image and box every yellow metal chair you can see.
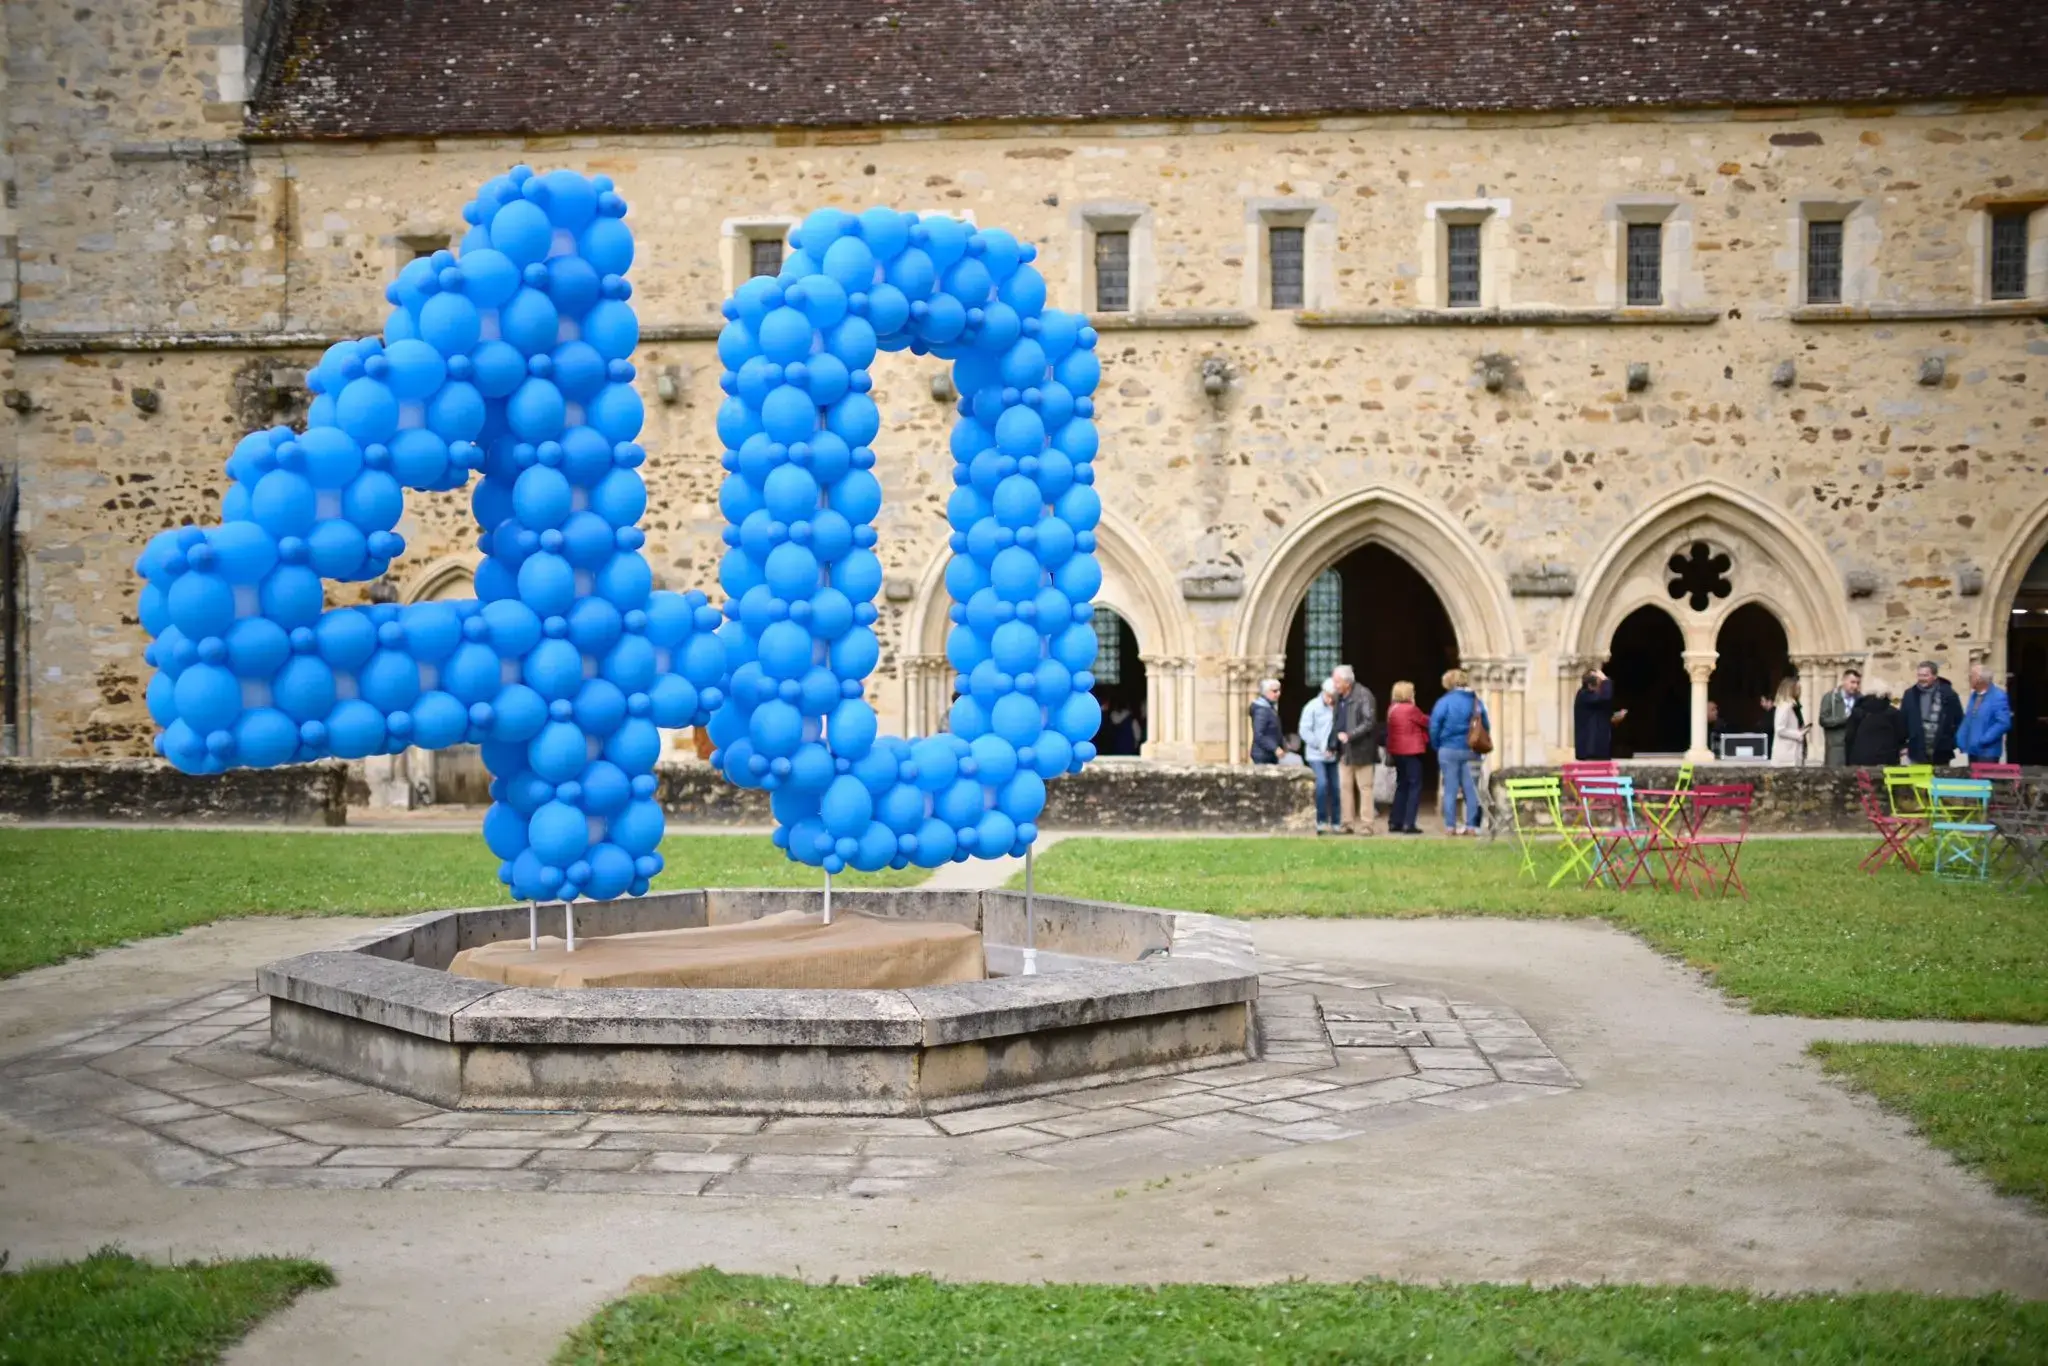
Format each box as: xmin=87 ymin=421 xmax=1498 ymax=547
xmin=1502 ymin=776 xmax=1567 ymax=883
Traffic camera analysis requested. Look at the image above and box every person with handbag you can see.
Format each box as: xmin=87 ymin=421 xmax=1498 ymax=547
xmin=1427 ymin=667 xmax=1492 ymax=837
xmin=1384 ymin=681 xmax=1430 ymax=835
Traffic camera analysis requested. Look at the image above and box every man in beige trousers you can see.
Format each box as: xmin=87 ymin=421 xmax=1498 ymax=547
xmin=1331 ymin=664 xmax=1378 ymax=836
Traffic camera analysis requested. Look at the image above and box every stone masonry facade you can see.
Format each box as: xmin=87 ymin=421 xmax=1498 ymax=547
xmin=4 ymin=2 xmax=2047 ymax=767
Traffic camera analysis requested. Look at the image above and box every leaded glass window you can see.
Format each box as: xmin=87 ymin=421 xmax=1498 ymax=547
xmin=1446 ymin=223 xmax=1482 ymax=307
xmin=1303 ymin=570 xmax=1343 ymax=683
xmin=1991 ymin=210 xmax=2030 ymax=301
xmin=749 ymin=235 xmax=784 ymax=279
xmin=1626 ymin=222 xmax=1663 ymax=306
xmin=1805 ymin=219 xmax=1843 ymax=305
xmin=1091 ymin=607 xmax=1124 ymax=685
xmin=1094 ymin=230 xmax=1130 ymax=312
xmin=1268 ymin=226 xmax=1305 ymax=308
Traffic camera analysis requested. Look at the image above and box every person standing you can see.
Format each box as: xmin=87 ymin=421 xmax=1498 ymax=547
xmin=1904 ymin=661 xmax=1965 ymax=766
xmin=1384 ymin=680 xmax=1429 ymax=835
xmin=1844 ymin=678 xmax=1910 ymax=765
xmin=1770 ymin=677 xmax=1808 ymax=767
xmin=1818 ymin=668 xmax=1860 ymax=767
xmin=1331 ymin=664 xmax=1378 ymax=836
xmin=1428 ymin=667 xmax=1490 ymax=837
xmin=1957 ymin=663 xmax=2014 ymax=764
xmin=1298 ymin=680 xmax=1342 ymax=835
xmin=1571 ymin=668 xmax=1627 ymax=761
xmin=1248 ymin=677 xmax=1283 ymax=765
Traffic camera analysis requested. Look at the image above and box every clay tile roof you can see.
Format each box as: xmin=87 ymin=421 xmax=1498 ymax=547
xmin=251 ymin=0 xmax=2048 ymax=140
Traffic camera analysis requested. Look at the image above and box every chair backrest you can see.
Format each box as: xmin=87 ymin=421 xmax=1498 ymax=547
xmin=1884 ymin=764 xmax=1933 ymax=815
xmin=1672 ymin=761 xmax=1696 ymax=794
xmin=1970 ymin=762 xmax=2022 ymax=782
xmin=1855 ymin=766 xmax=1889 ymax=819
xmin=1502 ymin=776 xmax=1564 ymax=830
xmin=1929 ymin=777 xmax=1991 ymax=819
xmin=1690 ymin=783 xmax=1754 ymax=837
xmin=1576 ymin=774 xmax=1637 ymax=826
xmin=1563 ymin=761 xmax=1620 ymax=781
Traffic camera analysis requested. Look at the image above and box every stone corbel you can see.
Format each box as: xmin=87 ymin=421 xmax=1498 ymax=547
xmin=1506 ymin=563 xmax=1578 ymax=597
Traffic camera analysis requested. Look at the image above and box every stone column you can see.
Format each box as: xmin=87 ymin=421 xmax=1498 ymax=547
xmin=900 ymin=654 xmax=951 ymax=738
xmin=1139 ymin=654 xmax=1198 ymax=762
xmin=1684 ymin=650 xmax=1719 ymax=762
xmin=1220 ymin=655 xmax=1284 ymax=765
xmin=1462 ymin=656 xmax=1531 ymax=767
xmin=359 ymin=752 xmax=417 ymax=809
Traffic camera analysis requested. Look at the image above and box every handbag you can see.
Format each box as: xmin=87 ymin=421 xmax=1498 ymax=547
xmin=1373 ymin=760 xmax=1397 ymax=806
xmin=1466 ymin=699 xmax=1494 ymax=755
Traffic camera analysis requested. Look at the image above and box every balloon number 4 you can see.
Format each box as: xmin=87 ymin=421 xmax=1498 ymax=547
xmin=133 ymin=173 xmax=1102 ymax=898
xmin=709 ymin=207 xmax=1103 ymax=875
xmin=135 ymin=167 xmax=726 ymax=905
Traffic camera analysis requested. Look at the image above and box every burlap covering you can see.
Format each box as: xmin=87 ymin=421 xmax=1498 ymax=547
xmin=446 ymin=910 xmax=985 ymax=990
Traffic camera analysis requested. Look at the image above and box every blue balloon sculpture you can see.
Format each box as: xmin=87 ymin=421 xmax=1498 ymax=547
xmin=709 ymin=208 xmax=1103 ymax=874
xmin=134 ymin=172 xmax=1101 ymax=898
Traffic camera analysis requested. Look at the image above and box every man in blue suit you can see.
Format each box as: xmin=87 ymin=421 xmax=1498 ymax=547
xmin=1957 ymin=662 xmax=2014 ymax=764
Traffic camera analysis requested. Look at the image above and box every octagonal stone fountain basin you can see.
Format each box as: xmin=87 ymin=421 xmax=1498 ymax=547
xmin=257 ymin=888 xmax=1260 ymax=1116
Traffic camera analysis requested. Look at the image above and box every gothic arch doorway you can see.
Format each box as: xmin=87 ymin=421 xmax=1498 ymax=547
xmin=1090 ymin=607 xmax=1148 ymax=755
xmin=1710 ymin=602 xmax=1792 ymax=751
xmin=1606 ymin=605 xmax=1688 ymax=757
xmin=1281 ymin=545 xmax=1460 ymax=730
xmin=2002 ymin=543 xmax=2048 ymax=762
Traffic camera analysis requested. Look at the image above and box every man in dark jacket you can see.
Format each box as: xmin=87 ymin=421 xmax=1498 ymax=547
xmin=1572 ymin=668 xmax=1627 ymax=760
xmin=1331 ymin=664 xmax=1378 ymax=836
xmin=1248 ymin=678 xmax=1283 ymax=764
xmin=1845 ymin=680 xmax=1911 ymax=766
xmin=1904 ymin=661 xmax=1965 ymax=765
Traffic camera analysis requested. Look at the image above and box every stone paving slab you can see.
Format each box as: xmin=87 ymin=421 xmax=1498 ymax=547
xmin=0 ymin=955 xmax=1577 ymax=1199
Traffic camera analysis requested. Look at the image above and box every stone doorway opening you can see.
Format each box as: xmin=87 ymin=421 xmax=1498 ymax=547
xmin=1090 ymin=607 xmax=1148 ymax=756
xmin=2004 ymin=544 xmax=2048 ymax=763
xmin=1710 ymin=603 xmax=1792 ymax=749
xmin=1607 ymin=605 xmax=1688 ymax=757
xmin=1282 ymin=544 xmax=1459 ymax=791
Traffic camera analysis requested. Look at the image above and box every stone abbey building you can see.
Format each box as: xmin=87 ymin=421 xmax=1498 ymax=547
xmin=4 ymin=1 xmax=2047 ymax=785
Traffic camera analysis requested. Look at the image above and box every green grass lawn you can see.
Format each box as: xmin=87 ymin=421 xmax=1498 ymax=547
xmin=1020 ymin=838 xmax=2048 ymax=1022
xmin=557 ymin=1268 xmax=2048 ymax=1366
xmin=0 ymin=828 xmax=922 ymax=979
xmin=1813 ymin=1043 xmax=2048 ymax=1212
xmin=0 ymin=1247 xmax=332 ymax=1365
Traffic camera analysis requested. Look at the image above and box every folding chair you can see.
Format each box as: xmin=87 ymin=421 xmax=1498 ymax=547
xmin=1994 ymin=808 xmax=2048 ymax=890
xmin=1576 ymin=776 xmax=1655 ymax=892
xmin=1929 ymin=777 xmax=1995 ymax=884
xmin=1502 ymin=776 xmax=1565 ymax=882
xmin=1884 ymin=764 xmax=1936 ymax=864
xmin=1971 ymin=762 xmax=2029 ymax=874
xmin=1857 ymin=768 xmax=1923 ymax=874
xmin=1669 ymin=783 xmax=1754 ymax=899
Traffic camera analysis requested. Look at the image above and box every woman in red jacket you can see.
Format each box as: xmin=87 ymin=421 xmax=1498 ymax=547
xmin=1385 ymin=680 xmax=1430 ymax=835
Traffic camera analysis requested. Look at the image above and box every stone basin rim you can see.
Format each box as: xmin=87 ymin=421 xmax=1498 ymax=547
xmin=254 ymin=886 xmax=1261 ymax=1115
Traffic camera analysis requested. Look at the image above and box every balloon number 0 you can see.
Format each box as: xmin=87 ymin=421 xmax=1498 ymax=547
xmin=133 ymin=172 xmax=1101 ymax=898
xmin=708 ymin=207 xmax=1103 ymax=874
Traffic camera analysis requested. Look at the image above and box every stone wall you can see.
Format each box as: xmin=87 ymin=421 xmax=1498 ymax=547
xmin=653 ymin=757 xmax=1315 ymax=833
xmin=1486 ymin=762 xmax=2044 ymax=833
xmin=6 ymin=0 xmax=2047 ymax=773
xmin=0 ymin=758 xmax=348 ymax=826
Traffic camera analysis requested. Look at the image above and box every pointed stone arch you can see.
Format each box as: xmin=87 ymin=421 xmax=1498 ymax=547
xmin=1230 ymin=486 xmax=1523 ymax=763
xmin=400 ymin=556 xmax=479 ymax=605
xmin=897 ymin=508 xmax=1196 ymax=758
xmin=1563 ymin=481 xmax=1860 ymax=759
xmin=1979 ymin=489 xmax=2048 ymax=678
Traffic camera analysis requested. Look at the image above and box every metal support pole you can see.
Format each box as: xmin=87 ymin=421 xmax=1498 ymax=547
xmin=823 ymin=868 xmax=833 ymax=926
xmin=1022 ymin=846 xmax=1038 ymax=976
xmin=529 ymin=901 xmax=538 ymax=953
xmin=564 ymin=900 xmax=577 ymax=954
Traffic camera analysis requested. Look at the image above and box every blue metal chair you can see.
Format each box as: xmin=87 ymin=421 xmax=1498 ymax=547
xmin=1929 ymin=777 xmax=1996 ymax=884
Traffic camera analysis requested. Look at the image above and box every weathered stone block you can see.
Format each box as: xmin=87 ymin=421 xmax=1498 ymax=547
xmin=0 ymin=758 xmax=347 ymax=826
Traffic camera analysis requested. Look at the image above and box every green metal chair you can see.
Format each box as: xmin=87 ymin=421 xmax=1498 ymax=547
xmin=1929 ymin=777 xmax=1996 ymax=884
xmin=1502 ymin=776 xmax=1567 ymax=883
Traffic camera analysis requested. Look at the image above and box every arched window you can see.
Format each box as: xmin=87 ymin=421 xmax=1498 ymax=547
xmin=1090 ymin=606 xmax=1124 ymax=685
xmin=1303 ymin=568 xmax=1343 ymax=682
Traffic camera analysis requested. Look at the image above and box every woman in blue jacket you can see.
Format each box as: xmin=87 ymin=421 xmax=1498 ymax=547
xmin=1428 ymin=668 xmax=1491 ymax=837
